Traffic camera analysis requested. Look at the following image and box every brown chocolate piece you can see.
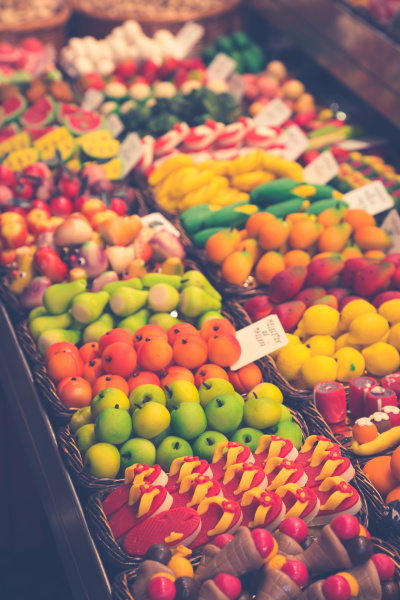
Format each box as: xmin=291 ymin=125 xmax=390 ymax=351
xmin=255 ymin=567 xmax=302 ymax=600
xmin=132 ymin=560 xmax=174 ymax=600
xmin=273 ymin=531 xmax=304 ymax=556
xmin=349 ymin=559 xmax=382 ymax=600
xmin=287 ymin=525 xmax=352 ymax=575
xmin=382 ymin=580 xmax=400 ymax=600
xmin=198 ymin=580 xmax=230 ymax=600
xmin=194 ymin=544 xmax=220 ymax=583
xmin=297 ymin=580 xmax=326 ymax=600
xmin=196 ymin=527 xmax=265 ymax=584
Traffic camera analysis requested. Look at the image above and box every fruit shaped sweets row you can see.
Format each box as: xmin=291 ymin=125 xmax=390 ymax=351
xmin=128 ymin=517 xmax=398 ymax=600
xmin=100 ymin=435 xmax=362 ymax=551
xmin=201 ymin=32 xmax=266 ymax=74
xmin=150 ymin=153 xmax=303 ymax=216
xmin=0 ymin=39 xmax=58 ymax=88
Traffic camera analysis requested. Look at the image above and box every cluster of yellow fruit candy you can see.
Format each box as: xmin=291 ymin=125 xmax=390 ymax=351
xmin=272 ymin=299 xmax=400 ymax=390
xmin=149 ymin=150 xmax=303 ymax=213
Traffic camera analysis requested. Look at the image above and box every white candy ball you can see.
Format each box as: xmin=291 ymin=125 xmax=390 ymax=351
xmin=123 ymin=20 xmax=143 ymax=43
xmin=75 ymin=56 xmax=95 ymax=76
xmin=96 ymin=58 xmax=115 ymax=77
xmin=153 ymin=81 xmax=176 ymax=99
xmin=129 ymin=82 xmax=151 ymax=100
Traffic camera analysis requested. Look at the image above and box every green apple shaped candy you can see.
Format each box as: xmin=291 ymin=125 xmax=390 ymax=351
xmin=150 ymin=426 xmax=172 ymax=447
xmin=148 ymin=313 xmax=181 ymax=331
xmin=28 ymin=306 xmax=47 ymax=322
xmin=181 ymin=270 xmax=221 ymax=301
xmin=30 ymin=312 xmax=73 ymax=340
xmin=84 ymin=443 xmax=120 ymax=479
xmin=247 ymin=383 xmax=283 ymax=404
xmin=71 ymin=291 xmax=110 ymax=324
xmin=37 ymin=329 xmax=81 ymax=355
xmin=279 ymin=405 xmax=292 ymax=422
xmin=76 ymin=423 xmax=97 ymax=455
xmin=43 ymin=279 xmax=87 ymax=315
xmin=120 ymin=438 xmax=156 ymax=471
xmin=83 ymin=313 xmax=114 ymax=343
xmin=192 ymin=431 xmax=228 ymax=462
xmin=230 ymin=428 xmax=263 ymax=452
xmin=197 ymin=311 xmax=223 ymax=328
xmin=70 ymin=406 xmax=94 ymax=434
xmin=156 ymin=436 xmax=193 ymax=472
xmin=274 ymin=421 xmax=303 ymax=450
xmin=235 ymin=392 xmax=245 ymax=406
xmin=91 ymin=388 xmax=130 ymax=420
xmin=179 ymin=286 xmax=221 ymax=318
xmin=103 ymin=277 xmax=143 ymax=295
xmin=164 ymin=381 xmax=200 ymax=411
xmin=243 ymin=397 xmax=282 ymax=429
xmin=199 ymin=378 xmax=235 ymax=409
xmin=205 ymin=394 xmax=243 ymax=434
xmin=110 ymin=287 xmax=149 ymax=318
xmin=129 ymin=384 xmax=166 ymax=412
xmin=148 ymin=283 xmax=180 ymax=313
xmin=142 ymin=273 xmax=182 ymax=289
xmin=170 ymin=403 xmax=207 ymax=440
xmin=95 ymin=406 xmax=132 ymax=444
xmin=132 ymin=401 xmax=171 ymax=439
xmin=118 ymin=309 xmax=151 ymax=335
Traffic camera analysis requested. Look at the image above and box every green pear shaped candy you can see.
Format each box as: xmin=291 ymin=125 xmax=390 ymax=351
xmin=43 ymin=279 xmax=87 ymax=315
xmin=181 ymin=270 xmax=221 ymax=301
xmin=141 ymin=273 xmax=182 ymax=290
xmin=109 ymin=287 xmax=149 ymax=317
xmin=30 ymin=313 xmax=73 ymax=340
xmin=179 ymin=286 xmax=221 ymax=318
xmin=103 ymin=277 xmax=143 ymax=295
xmin=118 ymin=309 xmax=151 ymax=335
xmin=37 ymin=329 xmax=81 ymax=355
xmin=197 ymin=311 xmax=224 ymax=328
xmin=28 ymin=306 xmax=48 ymax=322
xmin=148 ymin=283 xmax=180 ymax=313
xmin=149 ymin=313 xmax=181 ymax=331
xmin=83 ymin=313 xmax=114 ymax=343
xmin=71 ymin=291 xmax=109 ymax=324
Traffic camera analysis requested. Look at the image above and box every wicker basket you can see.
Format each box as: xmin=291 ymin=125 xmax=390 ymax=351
xmin=0 ymin=272 xmax=28 ymax=323
xmin=0 ymin=4 xmax=71 ymax=52
xmin=72 ymin=0 xmax=242 ymax=43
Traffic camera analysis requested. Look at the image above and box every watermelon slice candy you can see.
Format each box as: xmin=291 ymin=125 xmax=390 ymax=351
xmin=0 ymin=123 xmax=20 ymax=139
xmin=64 ymin=112 xmax=103 ymax=136
xmin=27 ymin=126 xmax=57 ymax=141
xmin=2 ymin=93 xmax=27 ymax=124
xmin=19 ymin=95 xmax=56 ymax=129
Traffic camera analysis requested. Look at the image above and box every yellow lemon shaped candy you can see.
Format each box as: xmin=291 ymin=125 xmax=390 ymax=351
xmin=334 ymin=347 xmax=365 ymax=382
xmin=335 ymin=333 xmax=362 ymax=352
xmin=276 ymin=344 xmax=311 ymax=381
xmin=302 ymin=305 xmax=340 ymax=336
xmin=270 ymin=333 xmax=300 ymax=359
xmin=339 ymin=299 xmax=376 ymax=332
xmin=388 ymin=323 xmax=400 ymax=351
xmin=305 ymin=335 xmax=336 ymax=357
xmin=362 ymin=343 xmax=400 ymax=377
xmin=347 ymin=313 xmax=389 ymax=346
xmin=301 ymin=356 xmax=338 ymax=389
xmin=378 ymin=299 xmax=400 ymax=325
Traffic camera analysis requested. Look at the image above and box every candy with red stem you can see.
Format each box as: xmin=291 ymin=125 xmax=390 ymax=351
xmin=146 ymin=574 xmax=176 ymax=600
xmin=254 ymin=562 xmax=308 ymax=600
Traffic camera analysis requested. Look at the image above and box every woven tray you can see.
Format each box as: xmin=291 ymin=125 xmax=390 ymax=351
xmin=71 ymin=0 xmax=242 ymax=42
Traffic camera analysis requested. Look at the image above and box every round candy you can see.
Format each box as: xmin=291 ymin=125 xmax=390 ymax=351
xmin=167 ymin=556 xmax=193 ymax=579
xmin=214 ymin=573 xmax=242 ymax=600
xmin=383 ymin=405 xmax=400 ymax=428
xmin=174 ymin=576 xmax=198 ymax=600
xmin=381 ymin=580 xmax=400 ymax=600
xmin=371 ymin=553 xmax=396 ymax=580
xmin=336 ymin=573 xmax=359 ymax=597
xmin=370 ymin=412 xmax=391 ymax=433
xmin=353 ymin=419 xmax=378 ymax=444
xmin=322 ymin=575 xmax=351 ymax=600
xmin=281 ymin=560 xmax=308 ymax=588
xmin=363 ymin=456 xmax=400 ymax=498
xmin=213 ymin=534 xmax=234 ymax=549
xmin=359 ymin=525 xmax=371 ymax=539
xmin=331 ymin=514 xmax=360 ymax=541
xmin=147 ymin=575 xmax=176 ymax=600
xmin=344 ymin=536 xmax=374 ymax=565
xmin=251 ymin=529 xmax=275 ymax=559
xmin=144 ymin=543 xmax=172 ymax=565
xmin=279 ymin=517 xmax=308 ymax=543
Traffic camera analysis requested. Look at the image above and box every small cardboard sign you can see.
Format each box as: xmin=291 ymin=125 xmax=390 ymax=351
xmin=280 ymin=125 xmax=309 ymax=161
xmin=106 ymin=113 xmax=124 ymax=138
xmin=141 ymin=212 xmax=181 ymax=237
xmin=119 ymin=133 xmax=143 ymax=177
xmin=174 ymin=21 xmax=205 ymax=59
xmin=81 ymin=89 xmax=104 ymax=112
xmin=253 ymin=99 xmax=292 ymax=127
xmin=303 ymin=150 xmax=339 ymax=185
xmin=207 ymin=53 xmax=237 ymax=82
xmin=230 ymin=315 xmax=288 ymax=371
xmin=344 ymin=181 xmax=394 ymax=215
xmin=381 ymin=209 xmax=400 ymax=253
xmin=229 ymin=73 xmax=245 ymax=102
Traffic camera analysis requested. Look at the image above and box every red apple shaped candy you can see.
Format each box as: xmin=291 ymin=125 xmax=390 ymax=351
xmin=330 ymin=514 xmax=360 ymax=541
xmin=279 ymin=517 xmax=308 ymax=543
xmin=281 ymin=560 xmax=308 ymax=588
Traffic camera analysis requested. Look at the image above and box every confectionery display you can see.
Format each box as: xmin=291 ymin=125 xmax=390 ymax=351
xmin=2 ymin=4 xmax=400 ymax=597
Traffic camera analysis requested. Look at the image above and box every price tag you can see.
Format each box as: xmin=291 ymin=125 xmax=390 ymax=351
xmin=229 ymin=73 xmax=245 ymax=102
xmin=106 ymin=113 xmax=124 ymax=138
xmin=207 ymin=53 xmax=237 ymax=82
xmin=280 ymin=125 xmax=309 ymax=161
xmin=141 ymin=212 xmax=181 ymax=237
xmin=174 ymin=21 xmax=205 ymax=59
xmin=81 ymin=89 xmax=104 ymax=112
xmin=32 ymin=44 xmax=56 ymax=77
xmin=119 ymin=133 xmax=143 ymax=177
xmin=343 ymin=181 xmax=394 ymax=215
xmin=338 ymin=138 xmax=387 ymax=151
xmin=253 ymin=99 xmax=292 ymax=127
xmin=230 ymin=315 xmax=288 ymax=371
xmin=303 ymin=150 xmax=339 ymax=185
xmin=380 ymin=209 xmax=400 ymax=252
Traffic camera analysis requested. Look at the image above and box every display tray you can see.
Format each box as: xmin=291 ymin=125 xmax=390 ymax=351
xmin=249 ymin=0 xmax=400 ymax=130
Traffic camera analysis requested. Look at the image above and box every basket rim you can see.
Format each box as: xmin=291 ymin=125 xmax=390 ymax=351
xmin=0 ymin=3 xmax=71 ymax=33
xmin=72 ymin=0 xmax=241 ymax=24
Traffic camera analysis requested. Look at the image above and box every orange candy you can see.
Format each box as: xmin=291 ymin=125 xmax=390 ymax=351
xmin=255 ymin=251 xmax=286 ymax=285
xmin=221 ymin=250 xmax=254 ymax=285
xmin=200 ymin=318 xmax=236 ymax=341
xmin=168 ymin=323 xmax=199 ymax=346
xmin=137 ymin=338 xmax=173 ymax=371
xmin=363 ymin=456 xmax=400 ymax=498
xmin=284 ymin=249 xmax=311 ymax=268
xmin=353 ymin=421 xmax=378 ymax=444
xmin=57 ymin=376 xmax=92 ymax=408
xmin=364 ymin=250 xmax=386 ymax=261
xmin=258 ymin=219 xmax=290 ymax=251
xmin=344 ymin=209 xmax=375 ymax=230
xmin=205 ymin=229 xmax=241 ymax=265
xmin=83 ymin=358 xmax=104 ymax=386
xmin=390 ymin=446 xmax=400 ymax=481
xmin=79 ymin=342 xmax=101 ymax=363
xmin=288 ymin=220 xmax=322 ymax=250
xmin=194 ymin=364 xmax=229 ymax=387
xmin=354 ymin=226 xmax=392 ymax=251
xmin=160 ymin=366 xmax=195 ymax=389
xmin=246 ymin=212 xmax=276 ymax=238
xmin=386 ymin=485 xmax=400 ymax=505
xmin=207 ymin=333 xmax=241 ymax=367
xmin=228 ymin=362 xmax=263 ymax=394
xmin=92 ymin=374 xmax=129 ymax=398
xmin=173 ymin=334 xmax=208 ymax=370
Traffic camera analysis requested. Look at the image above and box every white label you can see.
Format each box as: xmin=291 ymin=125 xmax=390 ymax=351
xmin=229 ymin=73 xmax=245 ymax=102
xmin=344 ymin=181 xmax=394 ymax=215
xmin=106 ymin=113 xmax=124 ymax=138
xmin=81 ymin=89 xmax=104 ymax=112
xmin=119 ymin=133 xmax=143 ymax=177
xmin=174 ymin=21 xmax=205 ymax=59
xmin=381 ymin=209 xmax=400 ymax=253
xmin=32 ymin=44 xmax=56 ymax=77
xmin=230 ymin=315 xmax=288 ymax=371
xmin=338 ymin=138 xmax=387 ymax=151
xmin=303 ymin=150 xmax=339 ymax=185
xmin=280 ymin=125 xmax=309 ymax=161
xmin=253 ymin=99 xmax=292 ymax=127
xmin=141 ymin=212 xmax=181 ymax=237
xmin=207 ymin=53 xmax=237 ymax=82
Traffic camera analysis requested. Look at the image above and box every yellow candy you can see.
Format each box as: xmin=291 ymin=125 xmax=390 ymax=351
xmin=302 ymin=305 xmax=340 ymax=336
xmin=334 ymin=347 xmax=365 ymax=382
xmin=301 ymin=356 xmax=338 ymax=389
xmin=362 ymin=343 xmax=400 ymax=377
xmin=347 ymin=313 xmax=389 ymax=346
xmin=378 ymin=299 xmax=400 ymax=325
xmin=388 ymin=323 xmax=400 ymax=351
xmin=305 ymin=335 xmax=335 ymax=357
xmin=339 ymin=299 xmax=376 ymax=332
xmin=276 ymin=344 xmax=311 ymax=381
xmin=270 ymin=333 xmax=300 ymax=359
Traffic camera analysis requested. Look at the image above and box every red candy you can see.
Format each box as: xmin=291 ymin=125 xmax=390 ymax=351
xmin=214 ymin=573 xmax=242 ymax=600
xmin=322 ymin=575 xmax=351 ymax=600
xmin=281 ymin=560 xmax=308 ymax=588
xmin=331 ymin=514 xmax=360 ymax=541
xmin=371 ymin=554 xmax=396 ymax=581
xmin=98 ymin=328 xmax=133 ymax=352
xmin=250 ymin=529 xmax=275 ymax=559
xmin=213 ymin=534 xmax=234 ymax=549
xmin=146 ymin=576 xmax=176 ymax=600
xmin=102 ymin=342 xmax=137 ymax=378
xmin=278 ymin=517 xmax=308 ymax=543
